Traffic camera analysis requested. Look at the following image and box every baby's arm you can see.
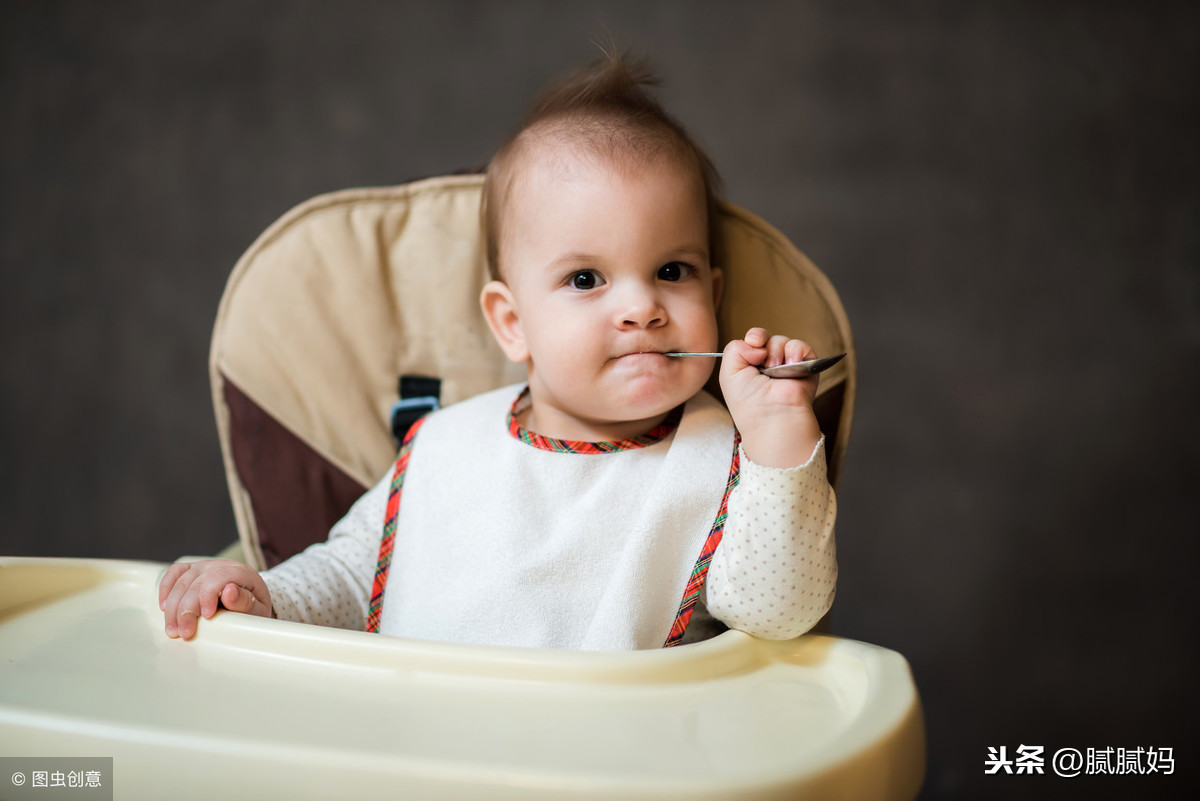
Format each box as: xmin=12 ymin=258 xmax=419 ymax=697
xmin=159 ymin=559 xmax=272 ymax=640
xmin=257 ymin=471 xmax=390 ymax=629
xmin=158 ymin=468 xmax=391 ymax=639
xmin=704 ymin=327 xmax=837 ymax=638
xmin=703 ymin=439 xmax=837 ymax=639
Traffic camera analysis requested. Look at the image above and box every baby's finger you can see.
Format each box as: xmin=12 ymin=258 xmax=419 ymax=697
xmin=176 ymin=579 xmax=225 ymax=640
xmin=219 ymin=583 xmax=267 ymax=616
xmin=173 ymin=588 xmax=205 ymax=639
xmin=722 ymin=336 xmax=766 ymax=370
xmin=162 ymin=567 xmax=200 ymax=638
xmin=743 ymin=327 xmax=768 ymax=349
xmin=220 ymin=583 xmax=248 ymax=612
xmin=174 ymin=606 xmax=202 ymax=640
xmin=783 ymin=338 xmax=816 ymax=366
xmin=765 ymin=335 xmax=792 ymax=368
xmin=158 ymin=562 xmax=191 ymax=609
xmin=179 ymin=570 xmax=240 ymax=633
xmin=195 ymin=573 xmax=241 ymax=618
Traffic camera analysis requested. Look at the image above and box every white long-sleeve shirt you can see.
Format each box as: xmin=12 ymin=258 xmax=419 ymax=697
xmin=263 ymin=384 xmax=836 ymax=649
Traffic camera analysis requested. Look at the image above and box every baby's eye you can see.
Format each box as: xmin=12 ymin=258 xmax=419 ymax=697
xmin=568 ymin=270 xmax=603 ymax=290
xmin=658 ymin=262 xmax=693 ymax=282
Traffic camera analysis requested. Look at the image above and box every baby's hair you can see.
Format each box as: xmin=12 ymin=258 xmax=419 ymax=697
xmin=482 ymin=51 xmax=722 ymax=281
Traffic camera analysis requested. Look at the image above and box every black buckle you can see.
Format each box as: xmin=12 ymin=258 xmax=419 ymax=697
xmin=390 ymin=375 xmax=441 ymax=442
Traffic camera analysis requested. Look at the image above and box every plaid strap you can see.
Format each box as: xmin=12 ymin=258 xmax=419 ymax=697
xmin=663 ymin=432 xmax=741 ymax=647
xmin=365 ymin=416 xmax=426 ymax=633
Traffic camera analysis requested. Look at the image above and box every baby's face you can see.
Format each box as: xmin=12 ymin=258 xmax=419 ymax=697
xmin=496 ymin=148 xmax=721 ymax=440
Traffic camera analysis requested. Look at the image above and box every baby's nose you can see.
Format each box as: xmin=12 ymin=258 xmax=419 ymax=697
xmin=617 ymin=285 xmax=667 ymax=328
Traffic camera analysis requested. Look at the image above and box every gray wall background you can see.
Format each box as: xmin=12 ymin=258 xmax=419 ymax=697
xmin=3 ymin=2 xmax=1197 ymax=799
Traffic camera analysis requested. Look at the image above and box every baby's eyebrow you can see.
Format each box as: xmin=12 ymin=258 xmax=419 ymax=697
xmin=669 ymin=245 xmax=710 ymax=263
xmin=546 ymin=252 xmax=599 ymax=270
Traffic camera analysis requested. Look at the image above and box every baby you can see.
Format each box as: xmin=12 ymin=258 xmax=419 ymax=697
xmin=160 ymin=53 xmax=837 ymax=650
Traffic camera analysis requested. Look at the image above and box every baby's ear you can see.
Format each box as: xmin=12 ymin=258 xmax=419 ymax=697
xmin=710 ymin=266 xmax=724 ymax=309
xmin=480 ymin=281 xmax=530 ymax=363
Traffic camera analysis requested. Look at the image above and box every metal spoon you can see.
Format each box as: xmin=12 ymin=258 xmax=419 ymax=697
xmin=666 ymin=352 xmax=846 ymax=379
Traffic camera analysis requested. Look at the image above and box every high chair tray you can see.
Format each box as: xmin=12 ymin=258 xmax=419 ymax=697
xmin=0 ymin=557 xmax=923 ymax=800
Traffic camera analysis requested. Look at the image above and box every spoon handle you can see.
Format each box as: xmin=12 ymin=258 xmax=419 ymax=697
xmin=666 ymin=352 xmax=847 ymax=378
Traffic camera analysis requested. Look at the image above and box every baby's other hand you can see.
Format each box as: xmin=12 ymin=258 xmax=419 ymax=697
xmin=158 ymin=558 xmax=272 ymax=640
xmin=720 ymin=327 xmax=823 ymax=468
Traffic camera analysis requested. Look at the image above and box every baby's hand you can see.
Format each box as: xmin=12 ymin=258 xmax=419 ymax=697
xmin=158 ymin=558 xmax=272 ymax=640
xmin=719 ymin=327 xmax=823 ymax=469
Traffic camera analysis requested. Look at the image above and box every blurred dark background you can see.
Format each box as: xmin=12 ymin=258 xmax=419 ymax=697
xmin=3 ymin=1 xmax=1197 ymax=798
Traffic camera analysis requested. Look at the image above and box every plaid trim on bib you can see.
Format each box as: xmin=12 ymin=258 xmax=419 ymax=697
xmin=506 ymin=386 xmax=683 ymax=454
xmin=366 ymin=416 xmax=426 ymax=633
xmin=663 ymin=432 xmax=741 ymax=647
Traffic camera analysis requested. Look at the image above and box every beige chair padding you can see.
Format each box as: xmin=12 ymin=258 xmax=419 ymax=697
xmin=211 ymin=174 xmax=855 ymax=570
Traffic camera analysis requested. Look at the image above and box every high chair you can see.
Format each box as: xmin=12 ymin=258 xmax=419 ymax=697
xmin=0 ymin=175 xmax=923 ymax=799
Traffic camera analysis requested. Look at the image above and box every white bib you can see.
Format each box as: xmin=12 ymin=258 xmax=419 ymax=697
xmin=378 ymin=384 xmax=736 ymax=650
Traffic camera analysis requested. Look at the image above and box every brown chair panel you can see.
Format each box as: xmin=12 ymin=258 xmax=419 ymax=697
xmin=224 ymin=377 xmax=369 ymax=567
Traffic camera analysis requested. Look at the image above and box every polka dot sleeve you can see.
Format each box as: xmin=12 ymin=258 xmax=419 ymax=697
xmin=703 ymin=436 xmax=837 ymax=640
xmin=260 ymin=471 xmax=391 ymax=630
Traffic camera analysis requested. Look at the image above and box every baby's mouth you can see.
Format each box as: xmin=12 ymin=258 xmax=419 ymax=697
xmin=609 ymin=350 xmax=676 ymax=368
xmin=614 ymin=349 xmax=669 ymax=360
